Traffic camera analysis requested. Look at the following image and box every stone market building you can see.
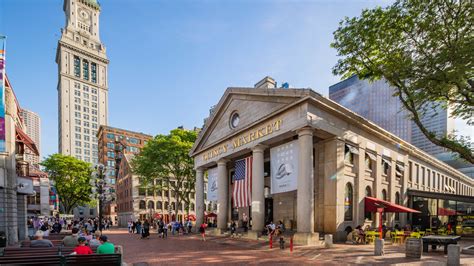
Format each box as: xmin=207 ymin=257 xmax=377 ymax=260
xmin=191 ymin=77 xmax=474 ymax=244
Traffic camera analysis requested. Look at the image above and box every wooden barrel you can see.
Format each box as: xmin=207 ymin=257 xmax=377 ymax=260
xmin=406 ymin=238 xmax=422 ymax=258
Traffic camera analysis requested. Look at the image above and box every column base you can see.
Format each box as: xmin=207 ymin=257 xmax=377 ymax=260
xmin=246 ymin=230 xmax=259 ymax=240
xmin=293 ymin=232 xmax=320 ymax=246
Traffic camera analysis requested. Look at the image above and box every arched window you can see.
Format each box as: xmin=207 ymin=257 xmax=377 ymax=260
xmin=171 ymin=202 xmax=176 ymax=211
xmin=148 ymin=201 xmax=154 ymax=209
xmin=365 ymin=186 xmax=372 ymax=220
xmin=208 ymin=203 xmax=212 ymax=211
xmin=344 ymin=183 xmax=353 ymax=221
xmin=395 ymin=192 xmax=400 ymax=221
xmin=190 ymin=203 xmax=195 ymax=211
xmin=382 ymin=189 xmax=387 ymax=221
xmin=164 ymin=201 xmax=169 ymax=210
xmin=139 ymin=200 xmax=146 ymax=210
xmin=157 ymin=201 xmax=163 ymax=210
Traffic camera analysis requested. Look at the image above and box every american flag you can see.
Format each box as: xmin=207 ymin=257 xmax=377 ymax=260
xmin=233 ymin=156 xmax=252 ymax=208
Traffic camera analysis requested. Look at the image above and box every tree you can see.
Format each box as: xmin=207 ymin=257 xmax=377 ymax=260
xmin=133 ymin=128 xmax=198 ymax=218
xmin=331 ymin=0 xmax=474 ymax=163
xmin=40 ymin=154 xmax=93 ymax=214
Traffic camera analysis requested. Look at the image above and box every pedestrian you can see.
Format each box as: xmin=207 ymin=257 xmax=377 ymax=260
xmin=89 ymin=231 xmax=102 ymax=248
xmin=136 ymin=220 xmax=142 ymax=235
xmin=132 ymin=221 xmax=136 ymax=234
xmin=72 ymin=237 xmax=93 ymax=255
xmin=231 ymin=221 xmax=236 ymax=237
xmin=242 ymin=213 xmax=248 ymax=232
xmin=142 ymin=219 xmax=150 ymax=239
xmin=199 ymin=223 xmax=206 ymax=241
xmin=187 ymin=219 xmax=192 ymax=234
xmin=128 ymin=221 xmax=132 ymax=233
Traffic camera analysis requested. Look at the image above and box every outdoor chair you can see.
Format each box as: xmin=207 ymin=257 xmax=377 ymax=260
xmin=409 ymin=232 xmax=421 ymax=238
xmin=419 ymin=231 xmax=426 ymax=237
xmin=391 ymin=231 xmax=402 ymax=244
xmin=365 ymin=231 xmax=376 ymax=244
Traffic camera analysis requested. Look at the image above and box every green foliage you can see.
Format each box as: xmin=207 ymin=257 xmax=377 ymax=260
xmin=133 ymin=128 xmax=198 ymax=214
xmin=40 ymin=154 xmax=93 ymax=214
xmin=331 ymin=0 xmax=474 ymax=163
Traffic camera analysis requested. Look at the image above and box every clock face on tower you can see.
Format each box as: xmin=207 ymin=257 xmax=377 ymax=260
xmin=78 ymin=8 xmax=90 ymax=23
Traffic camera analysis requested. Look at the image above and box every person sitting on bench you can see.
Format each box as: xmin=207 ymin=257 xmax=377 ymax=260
xmin=72 ymin=237 xmax=93 ymax=255
xmin=30 ymin=230 xmax=53 ymax=247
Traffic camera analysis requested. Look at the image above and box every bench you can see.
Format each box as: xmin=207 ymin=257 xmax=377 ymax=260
xmin=0 ymin=254 xmax=120 ymax=265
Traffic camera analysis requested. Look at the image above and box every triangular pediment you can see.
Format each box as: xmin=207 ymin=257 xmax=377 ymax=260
xmin=191 ymin=88 xmax=312 ymax=155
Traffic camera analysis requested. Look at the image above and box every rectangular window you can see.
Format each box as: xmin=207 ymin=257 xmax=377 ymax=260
xmin=107 ymin=142 xmax=114 ymax=149
xmin=84 ymin=128 xmax=90 ymax=134
xmin=107 ymin=133 xmax=115 ymax=139
xmin=83 ymin=114 xmax=89 ymax=120
xmin=83 ymin=107 xmax=89 ymax=113
xmin=408 ymin=162 xmax=413 ymax=182
xmin=84 ymin=135 xmax=90 ymax=141
xmin=92 ymin=102 xmax=97 ymax=108
xmin=74 ymin=56 xmax=81 ymax=77
xmin=75 ymin=112 xmax=81 ymax=118
xmin=107 ymin=160 xmax=115 ymax=167
xmin=84 ymin=93 xmax=89 ymax=99
xmin=74 ymin=82 xmax=80 ymax=89
xmin=84 ymin=100 xmax=89 ymax=106
xmin=84 ymin=157 xmax=91 ymax=162
xmin=74 ymin=90 xmax=81 ymax=96
xmin=83 ymin=85 xmax=89 ymax=92
xmin=92 ymin=88 xmax=97 ymax=94
xmin=75 ymin=133 xmax=81 ymax=140
xmin=107 ymin=151 xmax=115 ymax=158
xmin=129 ymin=138 xmax=140 ymax=144
xmin=92 ymin=116 xmax=98 ymax=122
xmin=83 ymin=60 xmax=89 ymax=81
xmin=92 ymin=144 xmax=98 ymax=149
xmin=75 ymin=126 xmax=81 ymax=132
xmin=75 ymin=105 xmax=81 ymax=111
xmin=75 ymin=97 xmax=81 ymax=104
xmin=92 ymin=123 xmax=98 ymax=129
xmin=83 ymin=121 xmax=90 ymax=127
xmin=75 ymin=119 xmax=81 ymax=125
xmin=92 ymin=110 xmax=97 ymax=115
xmin=92 ymin=130 xmax=97 ymax=136
xmin=84 ymin=149 xmax=90 ymax=155
xmin=75 ymin=141 xmax=81 ymax=147
xmin=93 ymin=151 xmax=98 ymax=157
xmin=75 ymin=148 xmax=81 ymax=154
xmin=84 ymin=142 xmax=90 ymax=148
xmin=91 ymin=62 xmax=97 ymax=83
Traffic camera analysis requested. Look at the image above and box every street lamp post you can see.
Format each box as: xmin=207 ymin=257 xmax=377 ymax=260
xmin=90 ymin=164 xmax=115 ymax=232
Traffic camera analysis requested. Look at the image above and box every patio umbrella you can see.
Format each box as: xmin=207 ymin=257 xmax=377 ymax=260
xmin=365 ymin=197 xmax=421 ymax=238
xmin=186 ymin=214 xmax=196 ymax=221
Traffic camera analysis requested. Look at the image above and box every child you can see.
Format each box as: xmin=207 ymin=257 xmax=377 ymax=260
xmin=199 ymin=223 xmax=206 ymax=241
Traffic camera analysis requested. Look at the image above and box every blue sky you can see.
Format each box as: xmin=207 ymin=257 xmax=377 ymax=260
xmin=0 ymin=0 xmax=390 ymax=160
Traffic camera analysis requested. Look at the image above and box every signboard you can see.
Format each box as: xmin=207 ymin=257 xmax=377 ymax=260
xmin=0 ymin=36 xmax=6 ymax=152
xmin=270 ymin=140 xmax=298 ymax=194
xmin=207 ymin=167 xmax=218 ymax=201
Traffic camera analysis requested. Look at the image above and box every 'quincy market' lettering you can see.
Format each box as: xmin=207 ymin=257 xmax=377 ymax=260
xmin=202 ymin=119 xmax=282 ymax=161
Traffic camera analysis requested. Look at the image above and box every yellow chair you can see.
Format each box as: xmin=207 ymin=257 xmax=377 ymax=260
xmin=419 ymin=231 xmax=425 ymax=237
xmin=365 ymin=231 xmax=376 ymax=244
xmin=425 ymin=229 xmax=432 ymax=235
xmin=409 ymin=232 xmax=421 ymax=238
xmin=391 ymin=231 xmax=402 ymax=244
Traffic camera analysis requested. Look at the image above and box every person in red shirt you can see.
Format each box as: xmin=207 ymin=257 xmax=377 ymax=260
xmin=72 ymin=237 xmax=93 ymax=255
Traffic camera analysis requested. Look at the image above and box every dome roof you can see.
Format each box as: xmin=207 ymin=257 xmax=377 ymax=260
xmin=81 ymin=0 xmax=100 ymax=10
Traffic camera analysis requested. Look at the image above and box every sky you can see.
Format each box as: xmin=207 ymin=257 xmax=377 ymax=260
xmin=0 ymin=0 xmax=392 ymax=160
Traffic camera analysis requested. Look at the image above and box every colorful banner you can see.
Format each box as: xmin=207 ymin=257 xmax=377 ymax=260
xmin=270 ymin=139 xmax=299 ymax=194
xmin=207 ymin=167 xmax=218 ymax=201
xmin=0 ymin=36 xmax=6 ymax=152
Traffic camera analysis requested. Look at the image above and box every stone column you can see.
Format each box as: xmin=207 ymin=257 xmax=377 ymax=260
xmin=195 ymin=168 xmax=205 ymax=229
xmin=294 ymin=127 xmax=317 ymax=245
xmin=17 ymin=195 xmax=27 ymax=241
xmin=217 ymin=159 xmax=228 ymax=232
xmin=249 ymin=145 xmax=265 ymax=239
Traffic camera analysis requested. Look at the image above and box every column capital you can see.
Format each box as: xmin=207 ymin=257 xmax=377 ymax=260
xmin=297 ymin=126 xmax=314 ymax=137
xmin=195 ymin=167 xmax=205 ymax=174
xmin=217 ymin=159 xmax=228 ymax=166
xmin=252 ymin=144 xmax=267 ymax=153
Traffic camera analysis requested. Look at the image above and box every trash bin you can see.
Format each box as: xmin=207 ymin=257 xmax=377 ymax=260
xmin=0 ymin=231 xmax=6 ymax=248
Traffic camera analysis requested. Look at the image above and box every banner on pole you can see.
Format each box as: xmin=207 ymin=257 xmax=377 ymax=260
xmin=207 ymin=167 xmax=218 ymax=201
xmin=270 ymin=140 xmax=298 ymax=194
xmin=0 ymin=36 xmax=6 ymax=152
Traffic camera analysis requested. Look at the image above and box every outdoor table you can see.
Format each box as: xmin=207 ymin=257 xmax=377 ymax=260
xmin=421 ymin=235 xmax=461 ymax=254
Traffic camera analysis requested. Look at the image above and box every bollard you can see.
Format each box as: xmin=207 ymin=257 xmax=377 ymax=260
xmin=269 ymin=234 xmax=273 ymax=249
xmin=279 ymin=237 xmax=285 ymax=249
xmin=375 ymin=239 xmax=384 ymax=256
xmin=447 ymin=244 xmax=460 ymax=266
xmin=290 ymin=236 xmax=293 ymax=253
xmin=324 ymin=234 xmax=334 ymax=248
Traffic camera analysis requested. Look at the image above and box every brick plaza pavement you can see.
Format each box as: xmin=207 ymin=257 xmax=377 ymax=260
xmin=104 ymin=228 xmax=474 ymax=265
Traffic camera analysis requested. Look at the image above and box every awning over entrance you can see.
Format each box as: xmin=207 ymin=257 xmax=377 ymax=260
xmin=205 ymin=212 xmax=217 ymax=218
xmin=364 ymin=196 xmax=420 ymax=213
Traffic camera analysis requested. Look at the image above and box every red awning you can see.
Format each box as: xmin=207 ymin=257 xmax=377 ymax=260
xmin=16 ymin=126 xmax=39 ymax=156
xmin=437 ymin=207 xmax=458 ymax=216
xmin=154 ymin=213 xmax=163 ymax=219
xmin=185 ymin=214 xmax=196 ymax=221
xmin=205 ymin=212 xmax=217 ymax=218
xmin=364 ymin=196 xmax=420 ymax=213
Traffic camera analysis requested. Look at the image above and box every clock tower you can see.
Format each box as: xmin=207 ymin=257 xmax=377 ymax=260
xmin=56 ymin=0 xmax=109 ymax=165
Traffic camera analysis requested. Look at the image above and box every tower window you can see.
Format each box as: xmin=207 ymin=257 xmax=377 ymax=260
xmin=74 ymin=56 xmax=81 ymax=77
xmin=83 ymin=60 xmax=89 ymax=81
xmin=91 ymin=63 xmax=97 ymax=83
